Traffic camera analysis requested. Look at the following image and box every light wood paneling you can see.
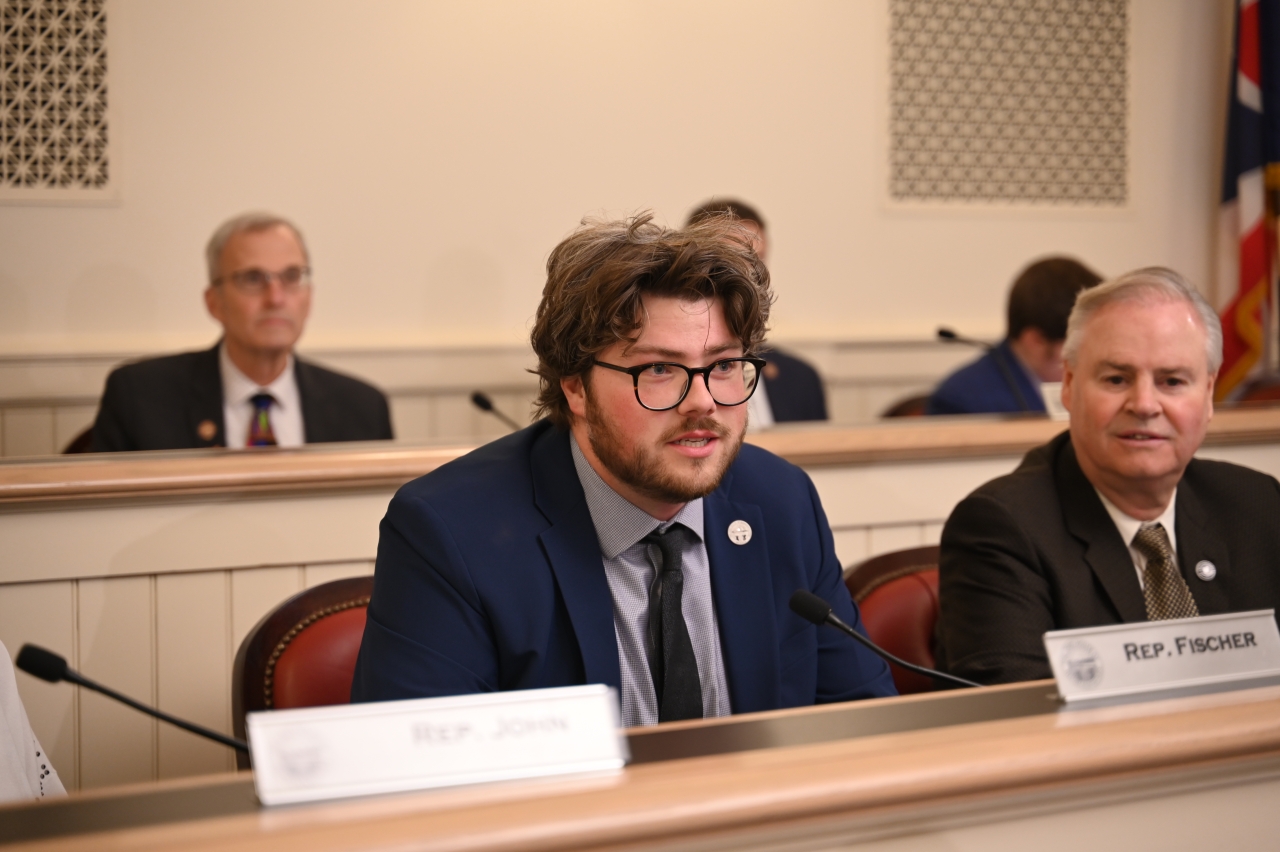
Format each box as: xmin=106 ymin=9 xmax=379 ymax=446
xmin=303 ymin=561 xmax=375 ymax=589
xmin=807 ymin=456 xmax=1019 ymax=528
xmin=229 ymin=567 xmax=303 ymax=660
xmin=387 ymin=396 xmax=430 ymax=444
xmin=53 ymin=406 xmax=96 ymax=454
xmin=0 ymin=581 xmax=78 ymax=790
xmin=868 ymin=524 xmax=927 ymax=559
xmin=433 ymin=392 xmax=475 ymax=440
xmin=77 ymin=576 xmax=156 ymax=790
xmin=0 ymin=492 xmax=393 ymax=584
xmin=7 ymin=408 xmax=1279 ymax=508
xmin=155 ymin=572 xmax=233 ymax=779
xmin=923 ymin=521 xmax=944 ymax=544
xmin=3 ymin=408 xmax=55 ymax=458
xmin=830 ymin=527 xmax=870 ymax=569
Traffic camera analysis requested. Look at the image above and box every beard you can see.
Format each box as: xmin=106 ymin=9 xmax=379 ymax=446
xmin=584 ymin=401 xmax=746 ymax=506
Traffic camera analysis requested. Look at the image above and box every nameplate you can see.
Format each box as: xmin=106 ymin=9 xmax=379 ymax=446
xmin=1040 ymin=382 xmax=1068 ymax=421
xmin=1044 ymin=610 xmax=1280 ymax=707
xmin=247 ymin=684 xmax=627 ymax=806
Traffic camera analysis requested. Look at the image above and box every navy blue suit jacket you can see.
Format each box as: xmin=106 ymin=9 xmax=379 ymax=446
xmin=926 ymin=340 xmax=1044 ymax=415
xmin=351 ymin=420 xmax=894 ymax=713
xmin=760 ymin=348 xmax=828 ymax=422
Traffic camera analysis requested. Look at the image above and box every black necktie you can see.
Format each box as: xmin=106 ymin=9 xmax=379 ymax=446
xmin=643 ymin=526 xmax=703 ymax=722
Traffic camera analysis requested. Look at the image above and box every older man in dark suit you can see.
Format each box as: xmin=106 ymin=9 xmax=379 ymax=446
xmin=90 ymin=213 xmax=392 ymax=451
xmin=936 ymin=267 xmax=1280 ymax=684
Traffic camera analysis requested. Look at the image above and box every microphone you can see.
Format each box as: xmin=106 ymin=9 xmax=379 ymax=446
xmin=788 ymin=590 xmax=981 ymax=690
xmin=936 ymin=326 xmax=992 ymax=350
xmin=15 ymin=644 xmax=248 ymax=753
xmin=470 ymin=391 xmax=521 ymax=432
xmin=935 ymin=326 xmax=1031 ymax=412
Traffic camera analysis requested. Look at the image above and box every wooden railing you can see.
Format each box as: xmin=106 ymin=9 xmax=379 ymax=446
xmin=3 ymin=408 xmax=1279 ymax=506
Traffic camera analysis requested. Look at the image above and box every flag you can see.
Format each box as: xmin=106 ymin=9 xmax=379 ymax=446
xmin=1217 ymin=0 xmax=1280 ymax=400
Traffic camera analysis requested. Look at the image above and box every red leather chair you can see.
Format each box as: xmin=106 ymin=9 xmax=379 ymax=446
xmin=843 ymin=545 xmax=940 ymax=695
xmin=880 ymin=393 xmax=931 ymax=418
xmin=232 ymin=576 xmax=372 ymax=768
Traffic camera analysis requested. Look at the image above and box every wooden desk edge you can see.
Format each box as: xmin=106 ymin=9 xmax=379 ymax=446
xmin=2 ymin=408 xmax=1278 ymax=507
xmin=9 ymin=686 xmax=1280 ymax=852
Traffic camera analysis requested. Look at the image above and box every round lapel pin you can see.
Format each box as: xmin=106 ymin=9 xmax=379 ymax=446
xmin=727 ymin=520 xmax=752 ymax=546
xmin=1195 ymin=560 xmax=1217 ymax=581
xmin=197 ymin=419 xmax=218 ymax=441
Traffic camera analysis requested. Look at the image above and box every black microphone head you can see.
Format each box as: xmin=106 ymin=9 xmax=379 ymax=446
xmin=15 ymin=644 xmax=68 ymax=683
xmin=789 ymin=590 xmax=834 ymax=626
xmin=470 ymin=391 xmax=494 ymax=412
xmin=936 ymin=327 xmax=958 ymax=341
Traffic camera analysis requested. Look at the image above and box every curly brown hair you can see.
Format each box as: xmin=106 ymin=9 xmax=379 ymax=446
xmin=531 ymin=212 xmax=773 ymax=428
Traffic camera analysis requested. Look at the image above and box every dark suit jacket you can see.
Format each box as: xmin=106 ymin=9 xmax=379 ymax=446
xmin=926 ymin=339 xmax=1045 ymax=415
xmin=90 ymin=344 xmax=393 ymax=451
xmin=760 ymin=348 xmax=827 ymax=422
xmin=351 ymin=420 xmax=895 ymax=711
xmin=936 ymin=431 xmax=1280 ymax=684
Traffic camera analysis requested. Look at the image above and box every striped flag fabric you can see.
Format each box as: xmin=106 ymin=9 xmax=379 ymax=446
xmin=1217 ymin=0 xmax=1280 ymax=400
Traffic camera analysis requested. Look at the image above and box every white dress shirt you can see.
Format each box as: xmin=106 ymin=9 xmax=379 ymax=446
xmin=219 ymin=344 xmax=305 ymax=448
xmin=570 ymin=435 xmax=732 ymax=727
xmin=1095 ymin=488 xmax=1178 ymax=591
xmin=746 ymin=376 xmax=775 ymax=432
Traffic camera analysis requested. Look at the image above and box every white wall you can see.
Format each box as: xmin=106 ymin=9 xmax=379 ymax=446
xmin=0 ymin=0 xmax=1231 ymax=359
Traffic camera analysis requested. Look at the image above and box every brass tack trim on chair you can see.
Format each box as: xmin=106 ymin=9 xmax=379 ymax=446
xmin=853 ymin=564 xmax=935 ymax=603
xmin=263 ymin=596 xmax=370 ymax=709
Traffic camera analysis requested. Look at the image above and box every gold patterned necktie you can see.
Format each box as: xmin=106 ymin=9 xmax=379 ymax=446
xmin=1132 ymin=523 xmax=1199 ymax=621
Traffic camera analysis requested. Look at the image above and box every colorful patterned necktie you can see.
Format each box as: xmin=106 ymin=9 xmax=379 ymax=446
xmin=643 ymin=525 xmax=703 ymax=722
xmin=247 ymin=392 xmax=278 ymax=447
xmin=1132 ymin=523 xmax=1199 ymax=621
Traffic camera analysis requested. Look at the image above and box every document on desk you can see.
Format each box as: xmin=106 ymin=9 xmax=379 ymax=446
xmin=247 ymin=684 xmax=628 ymax=806
xmin=1044 ymin=609 xmax=1280 ymax=708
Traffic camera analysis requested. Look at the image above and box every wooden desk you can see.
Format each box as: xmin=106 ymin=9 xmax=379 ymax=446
xmin=3 ymin=410 xmax=1280 ymax=792
xmin=4 ymin=407 xmax=1280 ymax=506
xmin=3 ymin=681 xmax=1278 ymax=851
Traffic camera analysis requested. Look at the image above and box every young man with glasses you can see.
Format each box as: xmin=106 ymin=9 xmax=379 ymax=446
xmin=91 ymin=213 xmax=392 ymax=451
xmin=352 ymin=213 xmax=894 ymax=724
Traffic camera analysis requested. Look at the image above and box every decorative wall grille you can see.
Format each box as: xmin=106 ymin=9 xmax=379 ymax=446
xmin=889 ymin=0 xmax=1127 ymax=205
xmin=0 ymin=0 xmax=109 ymax=196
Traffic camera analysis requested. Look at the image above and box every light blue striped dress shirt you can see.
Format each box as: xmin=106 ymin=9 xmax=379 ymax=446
xmin=570 ymin=435 xmax=732 ymax=727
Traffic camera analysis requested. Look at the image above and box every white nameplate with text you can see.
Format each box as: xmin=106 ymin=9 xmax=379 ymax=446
xmin=247 ymin=684 xmax=627 ymax=806
xmin=1044 ymin=610 xmax=1280 ymax=707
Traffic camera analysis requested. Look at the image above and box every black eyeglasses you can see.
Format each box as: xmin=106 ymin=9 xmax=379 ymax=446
xmin=592 ymin=357 xmax=767 ymax=411
xmin=216 ymin=265 xmax=311 ymax=296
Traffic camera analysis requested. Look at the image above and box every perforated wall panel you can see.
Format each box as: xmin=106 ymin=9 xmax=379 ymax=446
xmin=889 ymin=0 xmax=1127 ymax=205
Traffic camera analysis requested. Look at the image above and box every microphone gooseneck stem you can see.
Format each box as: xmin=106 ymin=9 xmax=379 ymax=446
xmin=70 ymin=670 xmax=248 ymax=752
xmin=988 ymin=346 xmax=1032 ymax=412
xmin=470 ymin=392 xmax=522 ymax=432
xmin=824 ymin=613 xmax=982 ymax=690
xmin=937 ymin=328 xmax=1031 ymax=413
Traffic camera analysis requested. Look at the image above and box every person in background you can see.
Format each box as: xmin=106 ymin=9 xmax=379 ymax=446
xmin=351 ymin=213 xmax=894 ymax=724
xmin=90 ymin=213 xmax=393 ymax=451
xmin=927 ymin=257 xmax=1103 ymax=415
xmin=686 ymin=199 xmax=827 ymax=424
xmin=936 ymin=267 xmax=1280 ymax=684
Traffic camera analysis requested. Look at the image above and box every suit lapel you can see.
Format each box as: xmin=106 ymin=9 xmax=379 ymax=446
xmin=530 ymin=427 xmax=622 ymax=691
xmin=1174 ymin=469 xmax=1233 ymax=614
xmin=1056 ymin=438 xmax=1148 ymax=622
xmin=187 ymin=345 xmax=227 ymax=448
xmin=294 ymin=358 xmax=319 ymax=443
xmin=704 ymin=483 xmax=779 ymax=714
